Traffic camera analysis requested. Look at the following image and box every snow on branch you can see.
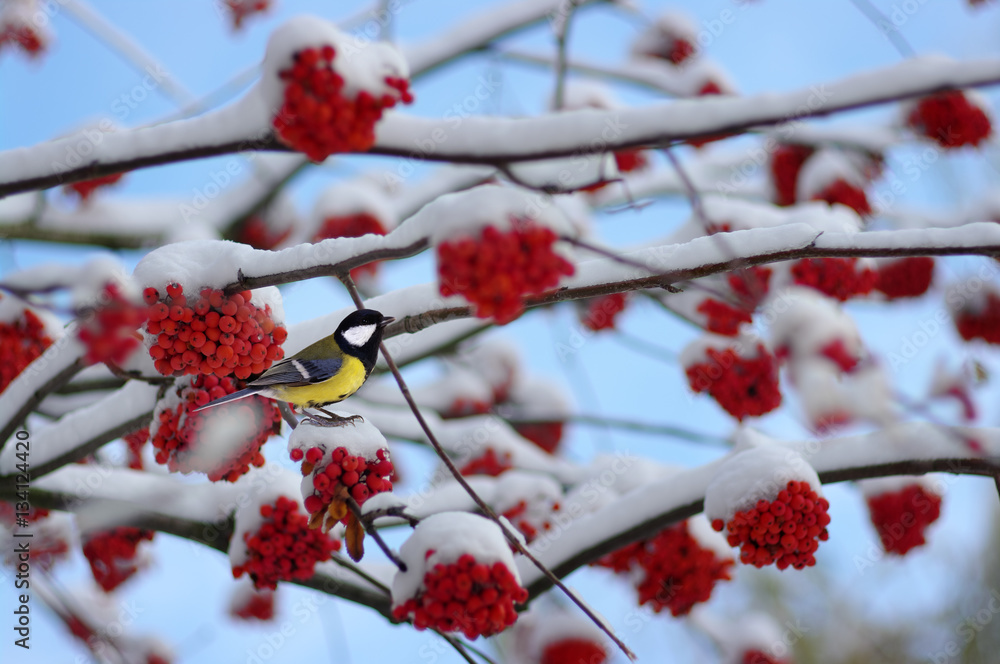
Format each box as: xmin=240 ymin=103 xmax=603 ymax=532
xmin=2 ymin=55 xmax=999 ymax=197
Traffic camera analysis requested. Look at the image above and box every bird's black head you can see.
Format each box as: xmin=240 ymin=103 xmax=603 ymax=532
xmin=335 ymin=309 xmax=394 ymax=369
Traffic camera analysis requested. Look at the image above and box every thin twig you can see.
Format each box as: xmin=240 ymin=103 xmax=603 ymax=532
xmin=551 ymin=1 xmax=577 ymax=110
xmin=848 ymin=0 xmax=916 ymax=58
xmin=611 ymin=329 xmax=678 ymax=363
xmin=339 ymin=274 xmax=638 ymax=661
xmin=506 ymin=413 xmax=728 ymax=446
xmin=562 ymin=235 xmax=681 ymax=292
xmin=346 ymin=497 xmax=407 ymax=571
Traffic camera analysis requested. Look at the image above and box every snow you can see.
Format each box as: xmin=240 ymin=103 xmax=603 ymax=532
xmin=287 ymin=414 xmax=388 ymax=461
xmin=767 ymin=287 xmax=864 ymax=368
xmin=229 ymin=467 xmax=307 ymax=568
xmin=228 ymin=577 xmax=273 ymax=612
xmin=787 ymin=359 xmax=897 ymax=429
xmin=512 ymin=602 xmax=607 ymax=662
xmin=0 ymin=291 xmax=61 ymax=335
xmin=687 ymin=513 xmax=734 ymax=560
xmin=857 ymin=474 xmax=940 ymax=499
xmin=391 ymin=511 xmax=520 ymax=606
xmin=0 ymin=381 xmax=158 ymax=474
xmin=259 ymin=16 xmax=409 ymax=112
xmin=388 ymin=165 xmax=496 ymax=221
xmin=454 ymin=338 xmax=521 ymax=397
xmin=679 ymin=331 xmax=770 ymax=369
xmin=305 ymin=179 xmax=398 ymax=241
xmin=502 ymin=153 xmax=617 ymax=192
xmin=797 ymin=148 xmax=872 ymax=200
xmin=630 ymin=9 xmax=698 ymax=59
xmin=704 ymin=443 xmax=823 ymax=523
xmin=505 ymin=375 xmax=572 ymax=420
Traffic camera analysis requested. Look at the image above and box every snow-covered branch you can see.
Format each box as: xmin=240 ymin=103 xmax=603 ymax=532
xmin=2 ymin=55 xmax=998 ymax=196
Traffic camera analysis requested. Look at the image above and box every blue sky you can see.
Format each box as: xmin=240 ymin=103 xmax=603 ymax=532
xmin=2 ymin=1 xmax=1000 ymax=662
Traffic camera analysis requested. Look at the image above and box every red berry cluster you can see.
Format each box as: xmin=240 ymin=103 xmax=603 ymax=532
xmin=954 ymin=290 xmax=1000 ymax=344
xmin=0 ymin=305 xmax=53 ymax=395
xmin=729 ymin=266 xmax=773 ymax=309
xmin=500 ymin=499 xmax=561 ymax=544
xmin=907 ymin=91 xmax=992 ymax=148
xmin=64 ymin=173 xmax=125 ymax=202
xmin=233 ymin=496 xmax=340 ymax=590
xmin=685 ymin=344 xmax=782 ymax=420
xmin=78 ymin=283 xmax=148 ymax=366
xmin=712 ymin=480 xmax=831 ymax=570
xmin=459 ymin=448 xmax=513 ymax=477
xmin=0 ymin=501 xmax=48 ymax=527
xmin=443 ymin=397 xmax=492 ymax=419
xmin=874 ymin=256 xmax=935 ymax=299
xmin=0 ymin=23 xmax=44 ymax=57
xmin=392 ymin=553 xmax=529 ymax=639
xmin=295 ymin=446 xmax=394 ymax=528
xmin=697 ymin=298 xmax=752 ymax=336
xmin=82 ymin=527 xmax=155 ymax=592
xmin=866 ymin=484 xmax=942 ymax=556
xmin=151 ymin=374 xmax=281 ymax=482
xmin=595 ymin=522 xmax=734 ymax=617
xmin=541 ymin=639 xmax=608 ymax=664
xmin=231 ymin=588 xmax=276 ymax=621
xmin=437 ymin=222 xmax=575 ymax=325
xmin=581 ymin=293 xmax=628 ymax=332
xmin=810 ymin=178 xmax=872 ymax=216
xmin=614 ymin=148 xmax=649 ymax=174
xmin=123 ymin=427 xmax=149 ymax=470
xmin=225 ymin=0 xmax=270 ymax=29
xmin=313 ymin=213 xmax=388 ymax=280
xmin=511 ymin=421 xmax=565 ymax=454
xmin=236 ymin=216 xmax=293 ymax=251
xmin=144 ymin=284 xmax=286 ymax=379
xmin=818 ymin=339 xmax=859 ymax=373
xmin=742 ymin=650 xmax=788 ymax=664
xmin=770 ymin=144 xmax=814 ymax=206
xmin=791 ymin=257 xmax=877 ymax=301
xmin=272 ymin=45 xmax=414 ymax=162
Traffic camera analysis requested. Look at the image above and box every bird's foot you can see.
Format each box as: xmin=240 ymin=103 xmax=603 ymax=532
xmin=304 ymin=410 xmax=364 ymax=428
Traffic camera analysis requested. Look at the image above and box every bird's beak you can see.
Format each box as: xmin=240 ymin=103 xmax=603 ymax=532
xmin=378 ymin=316 xmax=395 ymax=328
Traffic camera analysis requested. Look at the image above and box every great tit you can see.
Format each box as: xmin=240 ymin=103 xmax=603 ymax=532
xmin=197 ymin=309 xmax=394 ymax=425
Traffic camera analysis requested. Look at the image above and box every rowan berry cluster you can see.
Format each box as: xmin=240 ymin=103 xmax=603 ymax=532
xmin=729 ymin=266 xmax=773 ymax=310
xmin=230 ymin=588 xmax=275 ymax=621
xmin=151 ymin=374 xmax=281 ymax=482
xmin=712 ymin=480 xmax=831 ymax=570
xmin=237 ymin=216 xmax=293 ymax=250
xmin=0 ymin=304 xmax=53 ymax=394
xmin=697 ymin=298 xmax=753 ymax=336
xmin=391 ymin=553 xmax=529 ymax=639
xmin=0 ymin=501 xmax=48 ymax=526
xmin=770 ymin=143 xmax=814 ymax=206
xmin=312 ymin=213 xmax=387 ymax=280
xmin=685 ymin=344 xmax=782 ymax=420
xmin=437 ymin=222 xmax=575 ymax=324
xmin=742 ymin=650 xmax=788 ymax=664
xmin=595 ymin=521 xmax=734 ymax=617
xmin=866 ymin=484 xmax=942 ymax=555
xmin=78 ymin=282 xmax=148 ymax=366
xmin=500 ymin=498 xmax=561 ymax=544
xmin=123 ymin=428 xmax=149 ymax=470
xmin=144 ymin=284 xmax=286 ymax=379
xmin=906 ymin=90 xmax=992 ymax=148
xmin=510 ymin=422 xmax=565 ymax=454
xmin=541 ymin=639 xmax=608 ymax=664
xmin=790 ymin=257 xmax=877 ymax=302
xmin=581 ymin=293 xmax=628 ymax=332
xmin=232 ymin=496 xmax=340 ymax=590
xmin=811 ymin=178 xmax=872 ymax=216
xmin=295 ymin=446 xmax=394 ymax=528
xmin=459 ymin=448 xmax=513 ymax=477
xmin=952 ymin=290 xmax=1000 ymax=344
xmin=0 ymin=22 xmax=44 ymax=57
xmin=64 ymin=173 xmax=125 ymax=201
xmin=224 ymin=0 xmax=270 ymax=30
xmin=874 ymin=256 xmax=935 ymax=299
xmin=272 ymin=45 xmax=414 ymax=162
xmin=82 ymin=527 xmax=155 ymax=592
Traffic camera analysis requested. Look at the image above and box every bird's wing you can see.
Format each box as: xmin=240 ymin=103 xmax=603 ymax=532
xmin=248 ymin=356 xmax=344 ymax=387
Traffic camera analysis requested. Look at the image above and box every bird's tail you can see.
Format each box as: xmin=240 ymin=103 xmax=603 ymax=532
xmin=193 ymin=387 xmax=261 ymax=412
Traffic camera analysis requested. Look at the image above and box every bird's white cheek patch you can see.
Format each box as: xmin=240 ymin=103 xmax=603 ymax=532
xmin=343 ymin=323 xmax=377 ymax=347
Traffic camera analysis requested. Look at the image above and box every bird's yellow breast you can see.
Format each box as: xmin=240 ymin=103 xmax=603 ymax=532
xmin=271 ymin=355 xmax=369 ymax=408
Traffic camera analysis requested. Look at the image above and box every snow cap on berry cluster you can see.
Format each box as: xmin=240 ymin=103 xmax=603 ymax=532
xmin=454 ymin=338 xmax=521 ymax=402
xmin=410 ymin=367 xmax=496 ymax=416
xmin=767 ymin=287 xmax=865 ymax=373
xmin=260 ymin=16 xmax=408 ymax=111
xmin=704 ymin=434 xmax=823 ymax=524
xmin=228 ymin=577 xmax=276 ymax=620
xmin=490 ymin=470 xmax=563 ymax=515
xmin=928 ymin=360 xmax=977 ymax=421
xmin=133 ymin=241 xmax=285 ymax=320
xmin=788 ymin=359 xmax=896 ymax=432
xmin=561 ymin=80 xmax=621 ymax=111
xmin=287 ymin=414 xmax=389 ymax=464
xmin=679 ymin=330 xmax=771 ymax=370
xmin=304 ymin=179 xmax=397 ymax=240
xmin=694 ymin=195 xmax=863 ymax=237
xmin=418 ymin=184 xmax=578 ymax=250
xmin=510 ymin=602 xmax=609 ymax=664
xmin=228 ymin=468 xmax=309 ymax=571
xmin=0 ymin=290 xmax=61 ymax=336
xmin=0 ymin=0 xmax=52 ymax=57
xmin=505 ymin=375 xmax=572 ymax=421
xmin=857 ymin=474 xmax=941 ymax=501
xmin=796 ymin=148 xmax=875 ymax=209
xmin=691 ymin=609 xmax=789 ymax=664
xmin=630 ymin=10 xmax=698 ymax=64
xmin=391 ymin=511 xmax=522 ymax=606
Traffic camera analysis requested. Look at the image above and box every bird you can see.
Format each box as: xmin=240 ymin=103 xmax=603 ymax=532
xmin=196 ymin=308 xmax=394 ymax=426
